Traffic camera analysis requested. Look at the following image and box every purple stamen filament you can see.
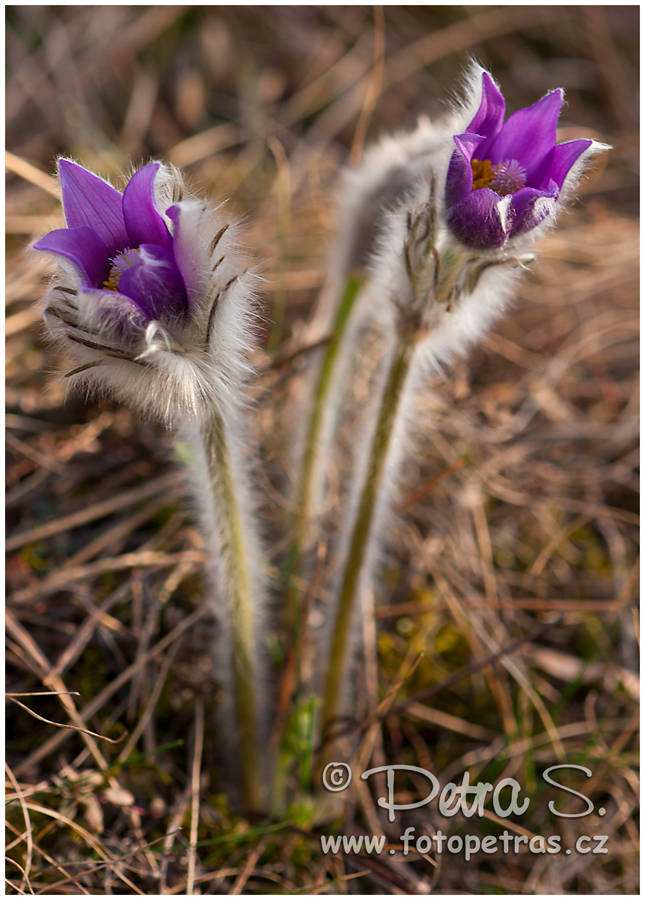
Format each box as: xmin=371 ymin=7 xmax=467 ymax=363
xmin=104 ymin=248 xmax=141 ymax=291
xmin=471 ymin=158 xmax=527 ymax=196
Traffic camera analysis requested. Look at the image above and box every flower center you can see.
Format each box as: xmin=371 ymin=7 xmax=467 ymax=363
xmin=471 ymin=158 xmax=527 ymax=196
xmin=104 ymin=248 xmax=140 ymax=291
xmin=471 ymin=158 xmax=495 ymax=191
xmin=490 ymin=159 xmax=527 ymax=195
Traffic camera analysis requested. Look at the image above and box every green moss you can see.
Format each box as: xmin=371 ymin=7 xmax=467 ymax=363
xmin=434 ymin=622 xmax=471 ymax=667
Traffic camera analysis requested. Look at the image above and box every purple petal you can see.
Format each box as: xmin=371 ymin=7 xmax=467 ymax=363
xmin=486 ymin=90 xmax=563 ymax=182
xmin=509 ymin=183 xmax=558 ymax=238
xmin=122 ymin=164 xmax=173 ymax=252
xmin=535 ymin=139 xmax=592 ymax=191
xmin=466 ymin=72 xmax=506 ymax=158
xmin=445 ymin=133 xmax=485 ymax=207
xmin=34 ymin=226 xmax=110 ymax=287
xmin=118 ymin=243 xmax=187 ymax=320
xmin=446 ymin=189 xmax=515 ymax=250
xmin=59 ymin=160 xmax=129 ymax=258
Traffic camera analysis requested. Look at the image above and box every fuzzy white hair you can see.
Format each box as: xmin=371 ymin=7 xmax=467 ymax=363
xmin=37 ymin=161 xmax=270 ymax=805
xmin=443 ymin=62 xmax=610 ymax=249
xmin=312 ymin=117 xmax=452 ymax=338
xmin=296 ymin=118 xmax=453 ymax=528
xmin=39 ymin=163 xmax=261 ymax=426
xmin=318 ymin=66 xmax=609 ymax=719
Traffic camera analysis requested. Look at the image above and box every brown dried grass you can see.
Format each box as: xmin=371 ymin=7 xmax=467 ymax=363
xmin=6 ymin=6 xmax=638 ymax=894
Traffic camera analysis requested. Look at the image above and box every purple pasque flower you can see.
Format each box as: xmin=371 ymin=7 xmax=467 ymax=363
xmin=35 ymin=160 xmax=188 ymax=321
xmin=35 ymin=160 xmax=258 ymax=422
xmin=445 ymin=72 xmax=593 ymax=251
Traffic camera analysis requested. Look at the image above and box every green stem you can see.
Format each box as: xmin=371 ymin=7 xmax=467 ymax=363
xmin=202 ymin=410 xmax=263 ymax=813
xmin=267 ymin=148 xmax=291 ymax=354
xmin=296 ymin=273 xmax=364 ymax=553
xmin=320 ymin=333 xmax=416 ymax=752
xmin=283 ymin=273 xmax=364 ymax=673
xmin=272 ymin=275 xmax=364 ymax=810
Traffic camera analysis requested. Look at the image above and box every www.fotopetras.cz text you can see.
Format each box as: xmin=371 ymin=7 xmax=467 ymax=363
xmin=320 ymin=829 xmax=609 ymax=860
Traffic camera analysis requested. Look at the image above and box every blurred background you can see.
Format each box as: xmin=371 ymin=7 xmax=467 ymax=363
xmin=6 ymin=6 xmax=639 ymax=895
xmin=6 ymin=5 xmax=639 ymax=333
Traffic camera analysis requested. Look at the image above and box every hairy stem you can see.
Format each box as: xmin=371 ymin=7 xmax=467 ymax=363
xmin=272 ymin=275 xmax=364 ymax=808
xmin=201 ymin=410 xmax=263 ymax=813
xmin=296 ymin=273 xmax=364 ymax=554
xmin=320 ymin=333 xmax=416 ymax=753
xmin=282 ymin=273 xmax=364 ymax=687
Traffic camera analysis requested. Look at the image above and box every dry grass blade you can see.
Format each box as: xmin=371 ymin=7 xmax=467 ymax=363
xmin=266 ymin=136 xmax=292 ymax=353
xmin=11 ymin=550 xmax=206 ymax=605
xmin=394 ymin=458 xmax=467 ymax=514
xmin=165 ymin=869 xmax=239 ymax=895
xmin=5 ymin=870 xmax=29 ymax=895
xmin=5 ymin=151 xmax=58 ymax=196
xmin=168 ymin=123 xmax=240 ymax=167
xmin=6 ymin=472 xmax=183 ymax=552
xmin=6 ymin=5 xmax=638 ymax=893
xmin=5 ymin=819 xmax=91 ymax=894
xmin=159 ymin=787 xmax=191 ymax=894
xmin=296 ymin=869 xmax=371 ymax=895
xmin=21 ymin=803 xmax=143 ymax=895
xmin=5 ymin=783 xmax=50 ymax=805
xmin=349 ymin=5 xmax=385 ymax=167
xmin=403 ymin=702 xmax=498 ymax=742
xmin=13 ymin=603 xmax=210 ymax=777
xmin=229 ymin=835 xmax=270 ymax=895
xmin=5 ymin=307 xmax=41 ymax=337
xmin=5 ymin=763 xmax=34 ymax=895
xmin=7 ymin=697 xmax=123 ymax=743
xmin=386 ymin=7 xmax=570 ymax=85
xmin=6 ymin=610 xmax=136 ymax=839
xmin=394 ymin=617 xmax=562 ymax=712
xmin=27 ymin=834 xmax=173 ymax=895
xmin=117 ymin=640 xmax=182 ymax=763
xmin=62 ymin=492 xmax=183 ymax=569
xmin=186 ymin=698 xmax=204 ymax=896
xmin=527 ymin=645 xmax=639 ymax=700
xmin=6 ymin=691 xmax=79 ymax=697
xmin=48 ymin=579 xmax=135 ymax=679
xmin=5 ymin=433 xmax=66 ymax=476
xmin=375 ymin=597 xmax=622 ymax=617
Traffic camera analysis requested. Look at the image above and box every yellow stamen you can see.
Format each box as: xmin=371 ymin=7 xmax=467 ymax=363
xmin=103 ymin=270 xmax=121 ymax=292
xmin=103 ymin=248 xmax=141 ymax=292
xmin=471 ymin=158 xmax=494 ymax=191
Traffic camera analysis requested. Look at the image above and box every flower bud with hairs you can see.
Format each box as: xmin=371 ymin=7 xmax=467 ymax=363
xmin=444 ymin=66 xmax=607 ymax=251
xmin=36 ymin=159 xmax=258 ymax=423
xmin=319 ymin=65 xmax=607 ymax=757
xmin=35 ymin=159 xmax=267 ymax=813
